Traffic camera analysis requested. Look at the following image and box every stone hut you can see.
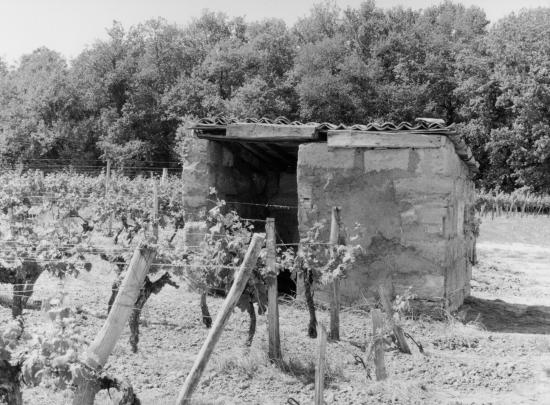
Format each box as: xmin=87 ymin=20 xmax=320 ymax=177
xmin=182 ymin=117 xmax=478 ymax=310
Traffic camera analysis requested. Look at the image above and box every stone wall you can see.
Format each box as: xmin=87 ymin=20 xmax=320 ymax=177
xmin=297 ymin=136 xmax=475 ymax=310
xmin=180 ymin=134 xmax=211 ymax=214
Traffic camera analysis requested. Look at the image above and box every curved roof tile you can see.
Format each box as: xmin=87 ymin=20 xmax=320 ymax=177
xmin=193 ymin=116 xmax=477 ymax=173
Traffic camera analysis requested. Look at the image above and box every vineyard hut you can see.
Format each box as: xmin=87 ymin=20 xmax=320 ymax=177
xmin=183 ymin=117 xmax=479 ymax=311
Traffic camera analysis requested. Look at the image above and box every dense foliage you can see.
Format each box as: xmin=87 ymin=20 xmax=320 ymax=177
xmin=1 ymin=1 xmax=550 ymax=191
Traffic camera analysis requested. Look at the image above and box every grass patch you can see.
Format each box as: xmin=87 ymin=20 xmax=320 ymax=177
xmin=213 ymin=349 xmax=266 ymax=379
xmin=277 ymin=355 xmax=345 ymax=386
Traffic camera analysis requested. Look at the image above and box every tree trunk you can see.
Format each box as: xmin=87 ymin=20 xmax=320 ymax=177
xmin=200 ymin=292 xmax=212 ymax=328
xmin=303 ymin=269 xmax=317 ymax=339
xmin=245 ymin=299 xmax=256 ymax=347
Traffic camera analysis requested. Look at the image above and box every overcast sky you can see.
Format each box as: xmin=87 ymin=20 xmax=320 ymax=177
xmin=1 ymin=0 xmax=549 ymax=64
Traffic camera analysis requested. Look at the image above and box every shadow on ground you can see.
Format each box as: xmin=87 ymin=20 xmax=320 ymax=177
xmin=461 ymin=296 xmax=550 ymax=334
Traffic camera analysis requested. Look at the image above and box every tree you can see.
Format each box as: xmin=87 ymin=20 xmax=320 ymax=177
xmin=0 ymin=48 xmax=77 ymax=163
xmin=480 ymin=9 xmax=550 ymax=191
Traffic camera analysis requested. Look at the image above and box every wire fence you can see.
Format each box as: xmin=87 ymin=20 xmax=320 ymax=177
xmin=1 ymin=160 xmax=184 ymax=179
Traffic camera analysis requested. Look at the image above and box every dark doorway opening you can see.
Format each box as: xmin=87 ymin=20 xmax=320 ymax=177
xmin=209 ymin=140 xmax=300 ymax=296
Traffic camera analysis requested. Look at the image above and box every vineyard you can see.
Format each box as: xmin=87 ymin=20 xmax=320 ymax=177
xmin=1 ymin=168 xmax=550 ymax=404
xmin=0 ymin=167 xmax=365 ymax=404
xmin=476 ymin=189 xmax=550 ymax=217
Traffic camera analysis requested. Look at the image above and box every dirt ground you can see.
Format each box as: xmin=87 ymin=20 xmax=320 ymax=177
xmin=3 ymin=215 xmax=550 ymax=404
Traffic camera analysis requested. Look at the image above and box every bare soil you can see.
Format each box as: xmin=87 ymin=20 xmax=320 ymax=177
xmin=3 ymin=215 xmax=550 ymax=404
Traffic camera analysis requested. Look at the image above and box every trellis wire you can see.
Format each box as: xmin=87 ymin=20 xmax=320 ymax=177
xmin=0 ymin=258 xmax=241 ymax=270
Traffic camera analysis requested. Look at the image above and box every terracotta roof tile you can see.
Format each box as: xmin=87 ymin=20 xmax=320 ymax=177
xmin=193 ymin=116 xmax=478 ymax=174
xmin=194 ymin=116 xmax=453 ymax=131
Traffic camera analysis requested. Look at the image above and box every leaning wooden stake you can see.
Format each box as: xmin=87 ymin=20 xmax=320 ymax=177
xmin=176 ymin=233 xmax=265 ymax=405
xmin=161 ymin=168 xmax=168 ymax=184
xmin=72 ymin=244 xmax=156 ymax=405
xmin=266 ymin=218 xmax=282 ymax=362
xmin=372 ymin=309 xmax=387 ymax=381
xmin=314 ymin=323 xmax=328 ymax=405
xmin=329 ymin=206 xmax=342 ymax=341
xmin=378 ymin=284 xmax=411 ymax=354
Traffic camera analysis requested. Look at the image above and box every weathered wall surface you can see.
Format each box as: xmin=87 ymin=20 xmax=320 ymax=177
xmin=297 ymin=137 xmax=475 ymax=310
xmin=180 ymin=134 xmax=212 ymax=213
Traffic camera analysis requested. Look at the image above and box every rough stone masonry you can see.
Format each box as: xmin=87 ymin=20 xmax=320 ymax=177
xmin=297 ymin=136 xmax=476 ymax=311
xmin=183 ymin=118 xmax=477 ymax=311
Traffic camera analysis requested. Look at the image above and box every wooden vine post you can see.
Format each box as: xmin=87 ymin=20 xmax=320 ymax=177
xmin=378 ymin=284 xmax=411 ymax=354
xmin=72 ymin=244 xmax=156 ymax=404
xmin=180 ymin=164 xmax=186 ymax=207
xmin=176 ymin=233 xmax=266 ymax=405
xmin=105 ymin=160 xmax=111 ymax=194
xmin=314 ymin=322 xmax=328 ymax=405
xmin=161 ymin=168 xmax=168 ymax=184
xmin=329 ymin=206 xmax=342 ymax=341
xmin=105 ymin=160 xmax=113 ymax=236
xmin=152 ymin=180 xmax=159 ymax=242
xmin=372 ymin=309 xmax=387 ymax=381
xmin=266 ymin=218 xmax=282 ymax=362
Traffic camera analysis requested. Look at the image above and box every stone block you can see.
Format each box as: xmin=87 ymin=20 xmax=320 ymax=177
xmin=413 ymin=143 xmax=462 ymax=178
xmin=403 ymin=239 xmax=448 ymax=266
xmin=393 ymin=273 xmax=445 ymax=299
xmin=394 ymin=176 xmax=453 ymax=201
xmin=400 ymin=206 xmax=418 ymax=225
xmin=363 ymin=149 xmax=409 ymax=173
xmin=183 ymin=195 xmax=208 ymax=209
xmin=298 ymin=143 xmax=358 ymax=170
xmin=182 ymin=221 xmax=207 ymax=247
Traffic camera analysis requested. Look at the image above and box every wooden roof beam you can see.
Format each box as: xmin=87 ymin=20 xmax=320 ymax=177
xmin=253 ymin=143 xmax=294 ymax=170
xmin=226 ymin=123 xmax=319 ymax=141
xmin=237 ymin=142 xmax=284 ymax=171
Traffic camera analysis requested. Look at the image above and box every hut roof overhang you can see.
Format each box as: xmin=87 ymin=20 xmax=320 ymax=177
xmin=191 ymin=117 xmax=479 ymax=174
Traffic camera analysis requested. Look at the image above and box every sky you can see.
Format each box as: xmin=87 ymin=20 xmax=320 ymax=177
xmin=1 ymin=0 xmax=549 ymax=65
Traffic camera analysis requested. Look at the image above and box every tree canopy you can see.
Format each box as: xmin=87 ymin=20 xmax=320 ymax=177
xmin=1 ymin=2 xmax=550 ymax=192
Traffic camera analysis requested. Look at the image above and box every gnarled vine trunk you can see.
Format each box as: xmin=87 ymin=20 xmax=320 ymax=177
xmin=98 ymin=375 xmax=141 ymax=405
xmin=245 ymin=299 xmax=256 ymax=347
xmin=10 ymin=261 xmax=42 ymax=319
xmin=303 ymin=269 xmax=317 ymax=339
xmin=0 ymin=360 xmax=22 ymax=405
xmin=108 ymin=272 xmax=179 ymax=352
xmin=128 ymin=273 xmax=179 ymax=353
xmin=200 ymin=292 xmax=212 ymax=328
xmin=107 ymin=278 xmax=121 ymax=314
